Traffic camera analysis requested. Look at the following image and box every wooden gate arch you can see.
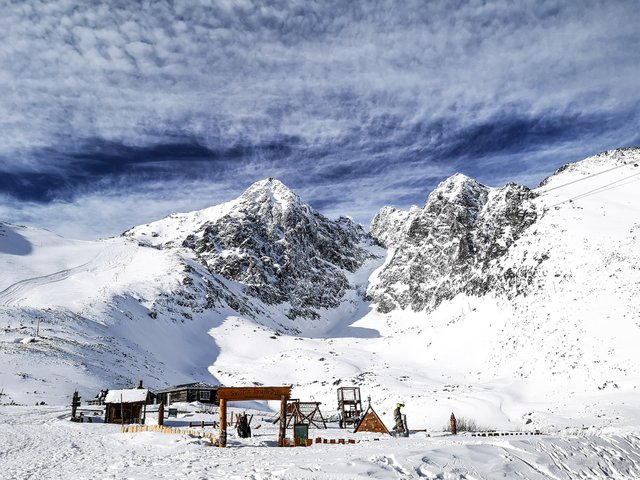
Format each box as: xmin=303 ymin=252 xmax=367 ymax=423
xmin=217 ymin=386 xmax=292 ymax=447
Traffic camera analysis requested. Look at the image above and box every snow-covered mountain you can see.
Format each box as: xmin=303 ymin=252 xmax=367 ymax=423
xmin=364 ymin=147 xmax=640 ymax=402
xmin=368 ymin=149 xmax=640 ymax=322
xmin=368 ymin=174 xmax=537 ymax=312
xmin=1 ymin=148 xmax=639 ymax=434
xmin=125 ymin=178 xmax=374 ymax=322
xmin=0 ymin=177 xmax=381 ymax=406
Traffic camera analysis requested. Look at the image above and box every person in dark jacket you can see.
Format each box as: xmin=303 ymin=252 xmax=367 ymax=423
xmin=237 ymin=413 xmax=251 ymax=438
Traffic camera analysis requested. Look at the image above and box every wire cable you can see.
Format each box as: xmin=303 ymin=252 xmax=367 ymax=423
xmin=547 ymin=170 xmax=640 ymax=208
xmin=566 ymin=176 xmax=640 ymax=204
xmin=538 ymin=161 xmax=637 ymax=194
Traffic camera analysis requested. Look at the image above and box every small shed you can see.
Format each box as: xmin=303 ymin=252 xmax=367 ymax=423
xmin=104 ymin=388 xmax=151 ymax=424
xmin=154 ymin=382 xmax=218 ymax=406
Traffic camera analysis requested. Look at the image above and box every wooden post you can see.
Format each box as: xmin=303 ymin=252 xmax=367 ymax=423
xmin=71 ymin=391 xmax=81 ymax=419
xmin=278 ymin=395 xmax=287 ymax=447
xmin=219 ymin=399 xmax=227 ymax=448
xmin=450 ymin=413 xmax=457 ymax=435
xmin=158 ymin=403 xmax=164 ymax=426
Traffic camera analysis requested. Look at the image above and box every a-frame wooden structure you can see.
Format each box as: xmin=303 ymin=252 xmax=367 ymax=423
xmin=286 ymin=400 xmax=327 ymax=429
xmin=354 ymin=404 xmax=390 ymax=435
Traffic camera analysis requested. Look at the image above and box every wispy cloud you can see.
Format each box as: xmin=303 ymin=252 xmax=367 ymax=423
xmin=0 ymin=0 xmax=638 ymax=238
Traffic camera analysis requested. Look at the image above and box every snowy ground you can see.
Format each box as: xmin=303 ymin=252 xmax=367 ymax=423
xmin=2 ymin=404 xmax=640 ymax=479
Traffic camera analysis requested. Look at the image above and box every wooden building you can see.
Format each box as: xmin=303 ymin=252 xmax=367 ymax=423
xmin=154 ymin=382 xmax=218 ymax=406
xmin=104 ymin=388 xmax=152 ymax=424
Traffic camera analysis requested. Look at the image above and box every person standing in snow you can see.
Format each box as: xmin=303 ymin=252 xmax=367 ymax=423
xmin=236 ymin=413 xmax=251 ymax=438
xmin=354 ymin=410 xmax=365 ymax=430
xmin=394 ymin=403 xmax=405 ymax=434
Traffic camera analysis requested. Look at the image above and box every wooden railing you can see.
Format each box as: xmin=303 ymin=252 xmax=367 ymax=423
xmin=120 ymin=424 xmax=217 ymax=445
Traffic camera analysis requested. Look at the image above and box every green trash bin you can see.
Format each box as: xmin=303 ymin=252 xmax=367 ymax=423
xmin=294 ymin=423 xmax=309 ymax=445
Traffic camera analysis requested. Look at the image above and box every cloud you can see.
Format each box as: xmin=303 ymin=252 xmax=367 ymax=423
xmin=0 ymin=0 xmax=638 ymax=237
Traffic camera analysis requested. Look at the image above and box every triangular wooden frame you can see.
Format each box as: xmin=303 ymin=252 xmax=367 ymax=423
xmin=354 ymin=405 xmax=390 ymax=435
xmin=286 ymin=401 xmax=327 ymax=429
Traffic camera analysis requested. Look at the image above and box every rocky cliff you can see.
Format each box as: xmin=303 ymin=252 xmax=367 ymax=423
xmin=368 ymin=174 xmax=537 ymax=312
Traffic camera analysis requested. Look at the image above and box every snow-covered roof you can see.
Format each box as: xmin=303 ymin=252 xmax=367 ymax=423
xmin=104 ymin=388 xmax=148 ymax=404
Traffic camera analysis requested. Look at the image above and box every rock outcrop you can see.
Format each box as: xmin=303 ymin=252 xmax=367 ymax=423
xmin=368 ymin=174 xmax=537 ymax=312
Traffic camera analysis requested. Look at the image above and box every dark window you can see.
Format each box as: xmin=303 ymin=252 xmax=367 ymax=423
xmin=199 ymin=390 xmax=210 ymax=401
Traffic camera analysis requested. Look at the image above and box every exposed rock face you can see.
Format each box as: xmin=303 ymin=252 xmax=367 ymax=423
xmin=368 ymin=174 xmax=537 ymax=313
xmin=137 ymin=179 xmax=374 ymax=320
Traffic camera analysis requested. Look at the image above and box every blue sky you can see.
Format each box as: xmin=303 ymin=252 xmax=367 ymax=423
xmin=0 ymin=0 xmax=638 ymax=239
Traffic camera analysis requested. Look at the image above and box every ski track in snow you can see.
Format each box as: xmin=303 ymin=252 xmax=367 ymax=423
xmin=0 ymin=261 xmax=95 ymax=306
xmin=0 ymin=245 xmax=130 ymax=306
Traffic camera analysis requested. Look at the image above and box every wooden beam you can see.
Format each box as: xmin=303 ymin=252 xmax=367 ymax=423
xmin=217 ymin=386 xmax=291 ymax=401
xmin=278 ymin=394 xmax=287 ymax=447
xmin=219 ymin=399 xmax=227 ymax=448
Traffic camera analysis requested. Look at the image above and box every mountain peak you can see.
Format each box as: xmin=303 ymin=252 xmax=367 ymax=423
xmin=124 ymin=178 xmax=311 ymax=249
xmin=432 ymin=172 xmax=484 ymax=193
xmin=239 ymin=178 xmax=302 ymax=210
xmin=425 ymin=172 xmax=488 ymax=210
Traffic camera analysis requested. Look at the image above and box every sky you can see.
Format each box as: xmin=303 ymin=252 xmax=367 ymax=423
xmin=0 ymin=0 xmax=638 ymax=239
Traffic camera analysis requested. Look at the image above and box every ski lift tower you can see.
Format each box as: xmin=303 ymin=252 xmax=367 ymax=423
xmin=337 ymin=387 xmax=362 ymax=429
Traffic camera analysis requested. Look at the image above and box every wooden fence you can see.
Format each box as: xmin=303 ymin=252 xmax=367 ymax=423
xmin=120 ymin=424 xmax=217 ymax=445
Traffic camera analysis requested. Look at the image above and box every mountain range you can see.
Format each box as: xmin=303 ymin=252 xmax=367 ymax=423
xmin=1 ymin=147 xmax=639 ymax=431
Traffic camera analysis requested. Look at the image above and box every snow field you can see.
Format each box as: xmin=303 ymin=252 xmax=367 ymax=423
xmin=2 ymin=405 xmax=640 ymax=479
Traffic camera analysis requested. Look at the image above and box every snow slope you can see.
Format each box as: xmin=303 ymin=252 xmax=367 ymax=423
xmin=0 ymin=222 xmax=219 ymax=404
